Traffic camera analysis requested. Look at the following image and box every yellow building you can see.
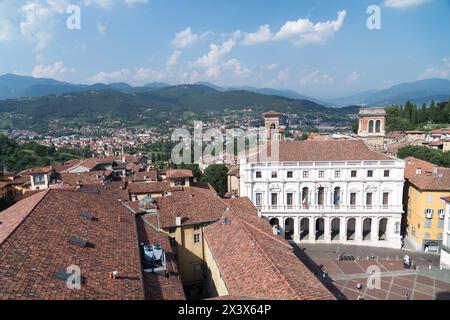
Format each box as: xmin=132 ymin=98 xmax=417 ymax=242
xmin=404 ymin=157 xmax=450 ymax=253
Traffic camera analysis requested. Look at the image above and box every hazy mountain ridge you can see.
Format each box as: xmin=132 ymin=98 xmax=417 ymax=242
xmin=329 ymin=78 xmax=450 ymax=107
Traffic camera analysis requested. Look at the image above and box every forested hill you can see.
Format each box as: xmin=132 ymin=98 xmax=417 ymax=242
xmin=0 ymin=84 xmax=357 ymax=132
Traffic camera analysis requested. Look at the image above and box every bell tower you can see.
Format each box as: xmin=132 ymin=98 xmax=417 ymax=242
xmin=357 ymin=107 xmax=386 ymax=151
xmin=263 ymin=111 xmax=284 ymax=141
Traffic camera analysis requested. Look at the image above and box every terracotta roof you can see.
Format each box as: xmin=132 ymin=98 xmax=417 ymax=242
xmin=135 ymin=215 xmax=185 ymax=300
xmin=58 ymin=171 xmax=113 ymax=187
xmin=29 ymin=166 xmax=54 ymax=174
xmin=154 ymin=186 xmax=226 ymax=228
xmin=203 ymin=197 xmax=335 ymax=300
xmin=404 ymin=157 xmax=450 ymax=191
xmin=263 ymin=111 xmax=281 ymax=117
xmin=165 ymin=169 xmax=193 ymax=179
xmin=67 ymin=157 xmax=116 ymax=171
xmin=0 ymin=189 xmax=145 ymax=300
xmin=128 ymin=170 xmax=158 ymax=182
xmin=0 ymin=190 xmax=49 ymax=245
xmin=252 ymin=140 xmax=391 ymax=162
xmin=129 ymin=182 xmax=170 ymax=195
xmin=227 ymin=165 xmax=240 ymax=177
xmin=442 ymin=196 xmax=450 ymax=202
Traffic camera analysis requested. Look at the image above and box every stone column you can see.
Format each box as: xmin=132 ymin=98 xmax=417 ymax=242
xmin=279 ymin=217 xmax=285 ymax=238
xmin=292 ymin=217 xmax=299 ymax=242
xmin=340 ymin=218 xmax=347 ymax=242
xmin=309 ymin=217 xmax=315 ymax=241
xmin=324 ymin=217 xmax=332 ymax=242
xmin=371 ymin=217 xmax=379 ymax=242
xmin=355 ymin=216 xmax=363 ymax=242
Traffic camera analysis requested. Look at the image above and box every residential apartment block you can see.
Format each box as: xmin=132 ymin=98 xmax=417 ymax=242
xmin=403 ymin=157 xmax=450 ymax=253
xmin=440 ymin=197 xmax=450 ymax=269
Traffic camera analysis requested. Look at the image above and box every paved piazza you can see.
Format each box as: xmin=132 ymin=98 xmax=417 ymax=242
xmin=292 ymin=243 xmax=450 ymax=300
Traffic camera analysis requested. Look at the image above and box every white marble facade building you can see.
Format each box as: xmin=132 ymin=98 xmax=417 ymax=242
xmin=239 ymin=138 xmax=405 ymax=249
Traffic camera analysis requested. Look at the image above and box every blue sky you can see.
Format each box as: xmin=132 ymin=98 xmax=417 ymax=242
xmin=0 ymin=0 xmax=449 ymax=98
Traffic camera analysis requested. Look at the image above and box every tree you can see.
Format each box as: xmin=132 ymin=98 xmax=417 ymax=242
xmin=200 ymin=164 xmax=229 ymax=197
xmin=0 ymin=193 xmax=15 ymax=211
xmin=397 ymin=145 xmax=450 ymax=168
xmin=296 ymin=133 xmax=309 ymax=141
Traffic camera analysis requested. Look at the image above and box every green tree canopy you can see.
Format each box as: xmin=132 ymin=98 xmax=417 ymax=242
xmin=200 ymin=164 xmax=229 ymax=197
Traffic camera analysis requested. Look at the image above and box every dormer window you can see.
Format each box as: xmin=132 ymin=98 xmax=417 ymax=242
xmin=32 ymin=174 xmax=46 ymax=186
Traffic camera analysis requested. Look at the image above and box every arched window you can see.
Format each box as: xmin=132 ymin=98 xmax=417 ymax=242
xmin=368 ymin=120 xmax=374 ymax=133
xmin=375 ymin=120 xmax=381 ymax=133
xmin=270 ymin=123 xmax=276 ymax=130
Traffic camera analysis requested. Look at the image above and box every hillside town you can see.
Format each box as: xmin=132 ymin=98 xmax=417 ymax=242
xmin=1 ymin=109 xmax=450 ymax=301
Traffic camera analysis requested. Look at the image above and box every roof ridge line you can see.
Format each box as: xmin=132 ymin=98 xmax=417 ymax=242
xmin=218 ymin=199 xmax=300 ymax=298
xmin=0 ymin=189 xmax=51 ymax=248
xmin=240 ymin=219 xmax=292 ymax=249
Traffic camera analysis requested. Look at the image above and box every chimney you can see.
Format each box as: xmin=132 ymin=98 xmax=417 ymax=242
xmin=432 ymin=167 xmax=438 ymax=176
xmin=176 ymin=216 xmax=182 ymax=226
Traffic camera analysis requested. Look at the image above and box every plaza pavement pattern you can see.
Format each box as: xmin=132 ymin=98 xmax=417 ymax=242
xmin=292 ymin=243 xmax=450 ymax=300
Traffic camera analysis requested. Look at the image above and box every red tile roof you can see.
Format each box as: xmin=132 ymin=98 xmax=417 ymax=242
xmin=252 ymin=140 xmax=391 ymax=162
xmin=0 ymin=189 xmax=145 ymax=300
xmin=29 ymin=166 xmax=54 ymax=174
xmin=135 ymin=215 xmax=185 ymax=300
xmin=404 ymin=157 xmax=450 ymax=191
xmin=128 ymin=182 xmax=170 ymax=195
xmin=128 ymin=170 xmax=158 ymax=182
xmin=154 ymin=186 xmax=226 ymax=228
xmin=203 ymin=197 xmax=335 ymax=300
xmin=0 ymin=187 xmax=186 ymax=300
xmin=165 ymin=169 xmax=194 ymax=179
xmin=58 ymin=171 xmax=113 ymax=187
xmin=0 ymin=190 xmax=49 ymax=245
xmin=227 ymin=165 xmax=240 ymax=177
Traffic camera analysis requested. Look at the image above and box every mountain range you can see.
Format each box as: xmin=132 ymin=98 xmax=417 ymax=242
xmin=1 ymin=74 xmax=449 ymax=107
xmin=0 ymin=82 xmax=359 ymax=133
xmin=329 ymin=78 xmax=450 ymax=107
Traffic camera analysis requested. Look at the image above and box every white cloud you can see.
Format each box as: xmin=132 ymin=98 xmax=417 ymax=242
xmin=384 ymin=0 xmax=430 ymax=9
xmin=18 ymin=0 xmax=143 ymax=52
xmin=190 ymin=35 xmax=252 ymax=80
xmin=300 ymin=70 xmax=334 ymax=85
xmin=82 ymin=0 xmax=113 ymax=10
xmin=171 ymin=27 xmax=211 ymax=48
xmin=88 ymin=68 xmax=131 ymax=83
xmin=88 ymin=67 xmax=171 ymax=85
xmin=19 ymin=0 xmax=69 ymax=52
xmin=32 ymin=61 xmax=74 ymax=80
xmin=243 ymin=24 xmax=272 ymax=45
xmin=242 ymin=10 xmax=347 ymax=47
xmin=124 ymin=0 xmax=148 ymax=7
xmin=166 ymin=50 xmax=181 ymax=67
xmin=192 ymin=38 xmax=236 ymax=68
xmin=0 ymin=19 xmax=14 ymax=42
xmin=418 ymin=57 xmax=450 ymax=80
xmin=444 ymin=57 xmax=450 ymax=69
xmin=266 ymin=63 xmax=279 ymax=70
xmin=347 ymin=71 xmax=360 ymax=84
xmin=266 ymin=68 xmax=290 ymax=87
xmin=97 ymin=22 xmax=107 ymax=35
